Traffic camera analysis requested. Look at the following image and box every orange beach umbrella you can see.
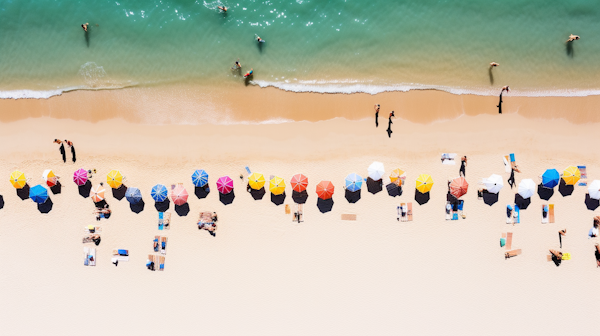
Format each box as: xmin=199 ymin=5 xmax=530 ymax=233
xmin=90 ymin=184 xmax=105 ymax=203
xmin=316 ymin=181 xmax=334 ymax=200
xmin=450 ymin=176 xmax=468 ymax=198
xmin=290 ymin=174 xmax=308 ymax=192
xmin=390 ymin=169 xmax=406 ymax=186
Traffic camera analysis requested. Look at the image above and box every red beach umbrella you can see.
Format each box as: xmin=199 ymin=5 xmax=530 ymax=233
xmin=290 ymin=174 xmax=308 ymax=192
xmin=450 ymin=176 xmax=469 ymax=198
xmin=171 ymin=184 xmax=189 ymax=205
xmin=316 ymin=180 xmax=334 ymax=200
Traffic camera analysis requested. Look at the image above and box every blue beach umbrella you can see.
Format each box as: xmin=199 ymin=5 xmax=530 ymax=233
xmin=29 ymin=184 xmax=48 ymax=204
xmin=542 ymin=169 xmax=560 ymax=188
xmin=125 ymin=187 xmax=142 ymax=204
xmin=151 ymin=184 xmax=168 ymax=202
xmin=345 ymin=173 xmax=363 ymax=192
xmin=192 ymin=169 xmax=209 ymax=187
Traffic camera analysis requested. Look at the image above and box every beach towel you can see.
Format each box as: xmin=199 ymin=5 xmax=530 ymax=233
xmin=441 ymin=153 xmax=457 ymax=165
xmin=578 ymin=166 xmax=587 ymax=186
xmin=514 ymin=205 xmax=520 ymax=224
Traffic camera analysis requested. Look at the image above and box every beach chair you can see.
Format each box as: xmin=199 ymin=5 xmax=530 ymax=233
xmin=505 ymin=249 xmax=521 ymax=259
xmin=407 ymin=203 xmax=413 ymax=221
xmin=549 ymin=204 xmax=555 ymax=223
xmin=158 ymin=256 xmax=165 ymax=271
xmin=445 ymin=202 xmax=452 ymax=220
xmin=400 ymin=203 xmax=408 ymax=222
xmin=147 ymin=255 xmax=156 ymax=271
xmin=578 ymin=166 xmax=587 ymax=186
xmin=542 ymin=204 xmax=549 ymax=224
xmin=341 ymin=214 xmax=357 ymax=221
xmin=161 ymin=237 xmax=168 ymax=255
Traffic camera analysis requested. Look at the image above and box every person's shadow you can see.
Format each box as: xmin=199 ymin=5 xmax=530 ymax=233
xmin=257 ymin=41 xmax=264 ymax=54
xmin=85 ymin=31 xmax=89 ymax=47
xmin=488 ymin=67 xmax=494 ymax=85
xmin=566 ymin=41 xmax=574 ymax=58
xmin=244 ymin=75 xmax=252 ymax=86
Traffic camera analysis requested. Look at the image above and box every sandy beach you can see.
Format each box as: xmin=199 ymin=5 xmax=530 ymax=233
xmin=1 ymin=102 xmax=600 ymax=335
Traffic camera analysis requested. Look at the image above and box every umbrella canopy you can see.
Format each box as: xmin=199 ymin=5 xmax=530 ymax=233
xmin=416 ymin=174 xmax=434 ymax=193
xmin=151 ymin=184 xmax=168 ymax=202
xmin=290 ymin=174 xmax=308 ymax=192
xmin=269 ymin=176 xmax=286 ymax=195
xmin=192 ymin=169 xmax=209 ymax=187
xmin=216 ymin=176 xmax=234 ymax=194
xmin=248 ymin=173 xmax=266 ymax=190
xmin=450 ymin=177 xmax=469 ymax=198
xmin=125 ymin=187 xmax=142 ymax=204
xmin=29 ymin=184 xmax=48 ymax=204
xmin=345 ymin=173 xmax=363 ymax=192
xmin=367 ymin=161 xmax=385 ymax=181
xmin=518 ymin=179 xmax=536 ymax=199
xmin=10 ymin=170 xmax=26 ymax=189
xmin=484 ymin=174 xmax=504 ymax=194
xmin=542 ymin=169 xmax=560 ymax=188
xmin=107 ymin=170 xmax=123 ymax=189
xmin=43 ymin=169 xmax=58 ymax=187
xmin=562 ymin=166 xmax=581 ymax=185
xmin=390 ymin=169 xmax=406 ymax=186
xmin=90 ymin=184 xmax=105 ymax=203
xmin=73 ymin=168 xmax=88 ymax=186
xmin=316 ymin=180 xmax=335 ymax=200
xmin=588 ymin=180 xmax=600 ymax=200
xmin=171 ymin=185 xmax=189 ymax=205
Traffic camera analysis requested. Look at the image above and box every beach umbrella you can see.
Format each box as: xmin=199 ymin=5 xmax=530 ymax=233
xmin=216 ymin=176 xmax=234 ymax=194
xmin=29 ymin=184 xmax=48 ymax=204
xmin=290 ymin=174 xmax=308 ymax=192
xmin=192 ymin=169 xmax=209 ymax=187
xmin=588 ymin=180 xmax=600 ymax=200
xmin=10 ymin=170 xmax=26 ymax=189
xmin=518 ymin=179 xmax=536 ymax=199
xmin=107 ymin=170 xmax=123 ymax=189
xmin=484 ymin=174 xmax=504 ymax=194
xmin=316 ymin=180 xmax=335 ymax=200
xmin=151 ymin=184 xmax=168 ymax=202
xmin=390 ymin=169 xmax=406 ymax=186
xmin=450 ymin=177 xmax=468 ymax=198
xmin=269 ymin=176 xmax=286 ymax=195
xmin=541 ymin=169 xmax=560 ymax=188
xmin=345 ymin=173 xmax=363 ymax=192
xmin=171 ymin=184 xmax=189 ymax=205
xmin=562 ymin=166 xmax=581 ymax=185
xmin=73 ymin=168 xmax=88 ymax=186
xmin=125 ymin=187 xmax=142 ymax=204
xmin=367 ymin=161 xmax=385 ymax=181
xmin=416 ymin=174 xmax=434 ymax=193
xmin=90 ymin=184 xmax=105 ymax=203
xmin=43 ymin=169 xmax=58 ymax=187
xmin=248 ymin=173 xmax=266 ymax=190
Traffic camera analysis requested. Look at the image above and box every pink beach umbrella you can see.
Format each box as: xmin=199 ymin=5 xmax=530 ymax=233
xmin=216 ymin=176 xmax=234 ymax=194
xmin=73 ymin=168 xmax=88 ymax=186
xmin=171 ymin=184 xmax=189 ymax=205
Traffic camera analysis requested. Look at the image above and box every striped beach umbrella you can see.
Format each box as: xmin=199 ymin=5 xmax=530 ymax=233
xmin=10 ymin=170 xmax=26 ymax=189
xmin=151 ymin=184 xmax=168 ymax=202
xmin=542 ymin=169 xmax=560 ymax=188
xmin=192 ymin=169 xmax=209 ymax=187
xmin=43 ymin=169 xmax=58 ymax=187
xmin=248 ymin=173 xmax=266 ymax=190
xmin=484 ymin=174 xmax=503 ymax=194
xmin=90 ymin=184 xmax=105 ymax=203
xmin=450 ymin=176 xmax=468 ymax=198
xmin=290 ymin=174 xmax=308 ymax=192
xmin=316 ymin=181 xmax=334 ymax=200
xmin=125 ymin=187 xmax=142 ymax=204
xmin=416 ymin=174 xmax=434 ymax=193
xmin=171 ymin=184 xmax=188 ymax=205
xmin=345 ymin=173 xmax=363 ymax=192
xmin=73 ymin=168 xmax=88 ymax=186
xmin=29 ymin=184 xmax=48 ymax=204
xmin=562 ymin=166 xmax=581 ymax=185
xmin=390 ymin=169 xmax=406 ymax=186
xmin=107 ymin=170 xmax=123 ymax=189
xmin=216 ymin=176 xmax=234 ymax=194
xmin=368 ymin=161 xmax=385 ymax=181
xmin=518 ymin=179 xmax=536 ymax=199
xmin=269 ymin=176 xmax=286 ymax=195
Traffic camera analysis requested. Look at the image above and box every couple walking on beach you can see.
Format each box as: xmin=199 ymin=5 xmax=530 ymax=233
xmin=54 ymin=139 xmax=76 ymax=163
xmin=374 ymin=104 xmax=395 ymax=138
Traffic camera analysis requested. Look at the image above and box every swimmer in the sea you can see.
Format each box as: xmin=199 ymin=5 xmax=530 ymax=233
xmin=243 ymin=68 xmax=254 ymax=78
xmin=501 ymin=85 xmax=510 ymax=93
xmin=218 ymin=6 xmax=227 ymax=12
xmin=256 ymin=35 xmax=265 ymax=43
xmin=490 ymin=62 xmax=499 ymax=68
xmin=567 ymin=34 xmax=580 ymax=42
xmin=82 ymin=23 xmax=89 ymax=32
xmin=232 ymin=58 xmax=241 ymax=70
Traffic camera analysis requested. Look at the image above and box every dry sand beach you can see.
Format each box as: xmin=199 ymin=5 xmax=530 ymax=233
xmin=1 ymin=93 xmax=600 ymax=335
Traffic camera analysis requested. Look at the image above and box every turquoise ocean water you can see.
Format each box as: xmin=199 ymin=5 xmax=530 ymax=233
xmin=1 ymin=0 xmax=600 ymax=98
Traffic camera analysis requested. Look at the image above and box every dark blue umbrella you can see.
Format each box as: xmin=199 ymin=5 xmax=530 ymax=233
xmin=125 ymin=187 xmax=142 ymax=204
xmin=542 ymin=169 xmax=560 ymax=188
xmin=29 ymin=184 xmax=48 ymax=204
xmin=192 ymin=170 xmax=209 ymax=187
xmin=151 ymin=184 xmax=168 ymax=202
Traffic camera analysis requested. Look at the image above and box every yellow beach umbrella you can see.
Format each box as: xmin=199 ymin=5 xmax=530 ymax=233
xmin=107 ymin=170 xmax=123 ymax=189
xmin=269 ymin=176 xmax=286 ymax=195
xmin=390 ymin=169 xmax=406 ymax=186
xmin=562 ymin=166 xmax=580 ymax=185
xmin=10 ymin=170 xmax=26 ymax=189
xmin=248 ymin=173 xmax=266 ymax=190
xmin=416 ymin=174 xmax=434 ymax=193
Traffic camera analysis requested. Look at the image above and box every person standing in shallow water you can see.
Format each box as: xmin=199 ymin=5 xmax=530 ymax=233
xmin=374 ymin=104 xmax=380 ymax=127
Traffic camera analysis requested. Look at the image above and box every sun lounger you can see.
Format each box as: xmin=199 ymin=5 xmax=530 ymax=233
xmin=441 ymin=153 xmax=457 ymax=165
xmin=161 ymin=237 xmax=168 ymax=255
xmin=509 ymin=153 xmax=517 ymax=170
xmin=285 ymin=204 xmax=291 ymax=215
xmin=83 ymin=226 xmax=102 ymax=233
xmin=549 ymin=204 xmax=555 ymax=223
xmin=111 ymin=256 xmax=129 ymax=263
xmin=341 ymin=214 xmax=357 ymax=221
xmin=505 ymin=232 xmax=513 ymax=250
xmin=445 ymin=202 xmax=452 ymax=220
xmin=153 ymin=236 xmax=160 ymax=252
xmin=83 ymin=247 xmax=90 ymax=266
xmin=89 ymin=248 xmax=96 ymax=266
xmin=407 ymin=202 xmax=413 ymax=221
xmin=158 ymin=212 xmax=171 ymax=230
xmin=542 ymin=204 xmax=549 ymax=224
xmin=400 ymin=203 xmax=408 ymax=222
xmin=505 ymin=249 xmax=521 ymax=259
xmin=147 ymin=255 xmax=156 ymax=271
xmin=514 ymin=205 xmax=520 ymax=224
xmin=158 ymin=256 xmax=165 ymax=271
xmin=457 ymin=200 xmax=465 ymax=219
xmin=293 ymin=204 xmax=303 ymax=223
xmin=503 ymin=155 xmax=511 ymax=173
xmin=245 ymin=166 xmax=251 ymax=174
xmin=578 ymin=165 xmax=587 ymax=186
xmin=112 ymin=249 xmax=129 ymax=256
xmin=506 ymin=205 xmax=513 ymax=224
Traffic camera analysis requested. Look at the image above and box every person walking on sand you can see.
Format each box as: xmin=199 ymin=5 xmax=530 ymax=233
xmin=558 ymin=229 xmax=566 ymax=248
xmin=65 ymin=140 xmax=76 ymax=163
xmin=81 ymin=23 xmax=89 ymax=32
xmin=508 ymin=167 xmax=516 ymax=189
xmin=567 ymin=34 xmax=580 ymax=42
xmin=374 ymin=104 xmax=380 ymax=127
xmin=386 ymin=118 xmax=393 ymax=138
xmin=490 ymin=62 xmax=499 ymax=68
xmin=459 ymin=156 xmax=467 ymax=177
xmin=54 ymin=139 xmax=66 ymax=163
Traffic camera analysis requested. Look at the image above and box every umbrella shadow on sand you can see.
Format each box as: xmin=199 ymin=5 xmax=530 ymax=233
xmin=78 ymin=180 xmax=92 ymax=198
xmin=292 ymin=190 xmax=308 ymax=204
xmin=155 ymin=199 xmax=170 ymax=212
xmin=271 ymin=192 xmax=285 ymax=206
xmin=112 ymin=184 xmax=128 ymax=201
xmin=50 ymin=181 xmax=62 ymax=195
xmin=345 ymin=189 xmax=361 ymax=203
xmin=0 ymin=195 xmax=4 ymax=210
xmin=317 ymin=198 xmax=334 ymax=213
xmin=366 ymin=178 xmax=383 ymax=194
xmin=17 ymin=184 xmax=30 ymax=200
xmin=195 ymin=186 xmax=210 ymax=199
xmin=130 ymin=199 xmax=145 ymax=214
xmin=250 ymin=187 xmax=266 ymax=200
xmin=415 ymin=189 xmax=430 ymax=205
xmin=483 ymin=190 xmax=499 ymax=206
xmin=175 ymin=203 xmax=190 ymax=216
xmin=558 ymin=180 xmax=574 ymax=197
xmin=585 ymin=194 xmax=600 ymax=211
xmin=37 ymin=198 xmax=53 ymax=214
xmin=537 ymin=184 xmax=554 ymax=201
xmin=514 ymin=194 xmax=531 ymax=210
xmin=386 ymin=183 xmax=402 ymax=197
xmin=220 ymin=191 xmax=236 ymax=205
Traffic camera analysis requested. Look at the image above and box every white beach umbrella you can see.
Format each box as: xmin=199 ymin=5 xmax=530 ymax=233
xmin=368 ymin=161 xmax=385 ymax=181
xmin=518 ymin=179 xmax=536 ymax=199
xmin=588 ymin=180 xmax=600 ymax=200
xmin=484 ymin=174 xmax=504 ymax=194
